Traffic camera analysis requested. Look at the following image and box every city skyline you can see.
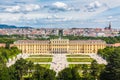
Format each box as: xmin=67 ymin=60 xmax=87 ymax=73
xmin=0 ymin=0 xmax=120 ymax=28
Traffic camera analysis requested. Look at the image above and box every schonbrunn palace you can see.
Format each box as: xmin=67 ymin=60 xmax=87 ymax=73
xmin=12 ymin=39 xmax=106 ymax=54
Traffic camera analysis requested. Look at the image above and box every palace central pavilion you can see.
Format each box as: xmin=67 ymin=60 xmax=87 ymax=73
xmin=13 ymin=39 xmax=106 ymax=54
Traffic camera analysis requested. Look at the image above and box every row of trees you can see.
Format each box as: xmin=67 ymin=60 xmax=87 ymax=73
xmin=35 ymin=35 xmax=120 ymax=44
xmin=0 ymin=38 xmax=15 ymax=43
xmin=0 ymin=34 xmax=30 ymax=43
xmin=0 ymin=35 xmax=120 ymax=44
xmin=62 ymin=35 xmax=120 ymax=44
xmin=36 ymin=35 xmax=120 ymax=44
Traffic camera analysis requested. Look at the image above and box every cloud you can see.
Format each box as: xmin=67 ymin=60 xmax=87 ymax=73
xmin=50 ymin=2 xmax=70 ymax=12
xmin=0 ymin=0 xmax=120 ymax=28
xmin=4 ymin=4 xmax=40 ymax=13
xmin=107 ymin=16 xmax=113 ymax=19
xmin=0 ymin=12 xmax=73 ymax=26
xmin=52 ymin=2 xmax=68 ymax=9
xmin=89 ymin=1 xmax=102 ymax=8
xmin=85 ymin=1 xmax=103 ymax=12
xmin=5 ymin=6 xmax=21 ymax=12
xmin=43 ymin=2 xmax=80 ymax=13
xmin=24 ymin=4 xmax=40 ymax=11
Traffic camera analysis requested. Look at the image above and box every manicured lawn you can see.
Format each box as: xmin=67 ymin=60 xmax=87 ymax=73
xmin=29 ymin=55 xmax=53 ymax=57
xmin=39 ymin=64 xmax=50 ymax=69
xmin=66 ymin=55 xmax=90 ymax=57
xmin=67 ymin=58 xmax=93 ymax=62
xmin=23 ymin=74 xmax=32 ymax=78
xmin=69 ymin=64 xmax=91 ymax=68
xmin=26 ymin=58 xmax=52 ymax=62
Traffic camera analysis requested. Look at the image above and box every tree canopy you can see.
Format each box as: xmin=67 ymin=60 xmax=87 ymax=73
xmin=100 ymin=48 xmax=120 ymax=80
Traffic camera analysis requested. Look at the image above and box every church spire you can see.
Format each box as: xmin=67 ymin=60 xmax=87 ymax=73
xmin=108 ymin=21 xmax=111 ymax=29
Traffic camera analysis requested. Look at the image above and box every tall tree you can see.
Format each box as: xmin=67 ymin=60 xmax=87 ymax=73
xmin=5 ymin=43 xmax=10 ymax=49
xmin=71 ymin=67 xmax=81 ymax=80
xmin=82 ymin=64 xmax=90 ymax=80
xmin=8 ymin=66 xmax=18 ymax=80
xmin=90 ymin=60 xmax=100 ymax=80
xmin=32 ymin=64 xmax=45 ymax=80
xmin=57 ymin=68 xmax=73 ymax=80
xmin=43 ymin=69 xmax=56 ymax=80
xmin=14 ymin=58 xmax=28 ymax=80
xmin=57 ymin=66 xmax=81 ymax=80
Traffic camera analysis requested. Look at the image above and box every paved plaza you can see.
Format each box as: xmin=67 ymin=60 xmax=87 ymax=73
xmin=50 ymin=54 xmax=69 ymax=74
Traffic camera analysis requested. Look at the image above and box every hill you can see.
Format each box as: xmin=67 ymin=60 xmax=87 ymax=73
xmin=0 ymin=24 xmax=33 ymax=29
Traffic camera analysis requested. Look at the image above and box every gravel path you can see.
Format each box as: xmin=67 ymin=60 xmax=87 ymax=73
xmin=66 ymin=57 xmax=90 ymax=58
xmin=28 ymin=57 xmax=53 ymax=58
xmin=68 ymin=62 xmax=91 ymax=64
xmin=34 ymin=62 xmax=51 ymax=64
xmin=89 ymin=53 xmax=107 ymax=65
xmin=6 ymin=54 xmax=29 ymax=67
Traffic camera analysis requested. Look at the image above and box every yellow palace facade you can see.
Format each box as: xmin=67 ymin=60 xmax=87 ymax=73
xmin=13 ymin=39 xmax=106 ymax=54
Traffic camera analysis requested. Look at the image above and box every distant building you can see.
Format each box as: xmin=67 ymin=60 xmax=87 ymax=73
xmin=13 ymin=39 xmax=106 ymax=54
xmin=0 ymin=43 xmax=6 ymax=47
xmin=107 ymin=43 xmax=120 ymax=47
xmin=96 ymin=33 xmax=105 ymax=37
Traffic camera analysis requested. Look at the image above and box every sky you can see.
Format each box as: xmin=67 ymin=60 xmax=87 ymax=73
xmin=0 ymin=0 xmax=120 ymax=28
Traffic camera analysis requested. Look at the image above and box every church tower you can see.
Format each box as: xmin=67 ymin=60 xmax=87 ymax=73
xmin=108 ymin=22 xmax=112 ymax=30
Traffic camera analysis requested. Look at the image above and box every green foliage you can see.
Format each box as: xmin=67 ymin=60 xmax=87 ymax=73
xmin=8 ymin=66 xmax=18 ymax=80
xmin=14 ymin=58 xmax=28 ymax=80
xmin=0 ymin=38 xmax=15 ymax=43
xmin=32 ymin=64 xmax=56 ymax=80
xmin=0 ymin=47 xmax=21 ymax=68
xmin=0 ymin=35 xmax=31 ymax=43
xmin=82 ymin=64 xmax=90 ymax=80
xmin=5 ymin=43 xmax=10 ymax=49
xmin=57 ymin=67 xmax=81 ymax=80
xmin=100 ymin=48 xmax=120 ymax=80
xmin=49 ymin=35 xmax=59 ymax=39
xmin=68 ymin=63 xmax=105 ymax=80
xmin=0 ymin=67 xmax=10 ymax=80
xmin=1 ymin=35 xmax=120 ymax=44
xmin=63 ymin=35 xmax=120 ymax=44
xmin=98 ymin=47 xmax=120 ymax=61
xmin=0 ymin=58 xmax=56 ymax=80
xmin=90 ymin=60 xmax=101 ymax=80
